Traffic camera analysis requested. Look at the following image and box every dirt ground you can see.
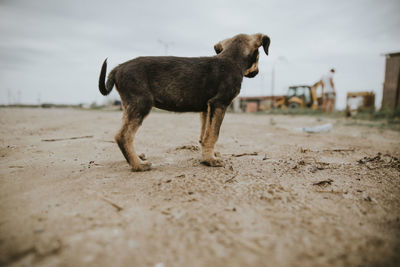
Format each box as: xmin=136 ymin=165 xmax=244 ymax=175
xmin=0 ymin=107 xmax=399 ymax=267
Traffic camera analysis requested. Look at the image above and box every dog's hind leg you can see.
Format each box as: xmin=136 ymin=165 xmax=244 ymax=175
xmin=115 ymin=98 xmax=152 ymax=171
xmin=199 ymin=111 xmax=207 ymax=144
xmin=201 ymin=103 xmax=226 ymax=167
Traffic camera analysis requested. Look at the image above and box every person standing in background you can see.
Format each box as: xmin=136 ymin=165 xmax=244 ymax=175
xmin=321 ymin=68 xmax=336 ymax=113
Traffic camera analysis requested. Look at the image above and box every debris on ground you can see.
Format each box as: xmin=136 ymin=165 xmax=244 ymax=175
xmin=99 ymin=196 xmax=123 ymax=212
xmin=175 ymin=145 xmax=199 ymax=151
xmin=312 ymin=179 xmax=334 ymax=186
xmin=224 ymin=174 xmax=238 ymax=183
xmin=231 ymin=152 xmax=258 ymax=157
xmin=302 ymin=123 xmax=332 ymax=133
xmin=323 ymin=148 xmax=355 ymax=152
xmin=358 ymin=153 xmax=400 ymax=169
xmin=41 ymin=135 xmax=93 ymax=142
xmin=300 ymin=147 xmax=311 ymax=153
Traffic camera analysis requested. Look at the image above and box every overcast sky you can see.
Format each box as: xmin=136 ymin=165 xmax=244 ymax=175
xmin=0 ymin=0 xmax=399 ymax=109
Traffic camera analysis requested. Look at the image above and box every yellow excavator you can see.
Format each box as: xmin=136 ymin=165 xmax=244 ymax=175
xmin=275 ymin=81 xmax=322 ymax=110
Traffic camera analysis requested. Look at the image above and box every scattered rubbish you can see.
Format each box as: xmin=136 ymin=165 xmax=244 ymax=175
xmin=224 ymin=171 xmax=238 ymax=183
xmin=87 ymin=161 xmax=101 ymax=168
xmin=225 ymin=207 xmax=237 ymax=212
xmin=362 ymin=192 xmax=373 ymax=202
xmin=302 ymin=123 xmax=332 ymax=133
xmin=224 ymin=176 xmax=237 ymax=183
xmin=324 ymin=148 xmax=355 ymax=152
xmin=100 ymin=196 xmax=123 ymax=212
xmin=175 ymin=145 xmax=199 ymax=151
xmin=358 ymin=153 xmax=382 ymax=164
xmin=41 ymin=135 xmax=93 ymax=142
xmin=300 ymin=147 xmax=311 ymax=153
xmin=312 ymin=179 xmax=333 ymax=186
xmin=299 ymin=147 xmax=354 ymax=153
xmin=231 ymin=152 xmax=258 ymax=157
xmin=358 ymin=153 xmax=400 ymax=169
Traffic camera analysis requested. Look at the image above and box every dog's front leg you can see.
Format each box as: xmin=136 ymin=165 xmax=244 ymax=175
xmin=201 ymin=103 xmax=226 ymax=167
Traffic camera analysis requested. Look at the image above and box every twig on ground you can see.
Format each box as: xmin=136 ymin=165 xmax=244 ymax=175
xmin=312 ymin=179 xmax=333 ymax=186
xmin=100 ymin=197 xmax=123 ymax=212
xmin=323 ymin=148 xmax=355 ymax=152
xmin=42 ymin=135 xmax=93 ymax=142
xmin=231 ymin=152 xmax=258 ymax=157
xmin=224 ymin=173 xmax=238 ymax=183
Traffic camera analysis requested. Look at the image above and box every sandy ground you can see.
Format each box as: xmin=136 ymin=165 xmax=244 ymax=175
xmin=0 ymin=107 xmax=399 ymax=267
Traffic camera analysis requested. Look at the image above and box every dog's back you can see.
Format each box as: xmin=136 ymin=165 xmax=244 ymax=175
xmin=103 ymin=56 xmax=243 ymax=112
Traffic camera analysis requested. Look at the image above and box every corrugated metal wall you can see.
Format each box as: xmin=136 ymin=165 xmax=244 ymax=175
xmin=382 ymin=53 xmax=400 ymax=111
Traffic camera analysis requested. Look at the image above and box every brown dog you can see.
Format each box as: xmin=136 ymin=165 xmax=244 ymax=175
xmin=98 ymin=33 xmax=270 ymax=171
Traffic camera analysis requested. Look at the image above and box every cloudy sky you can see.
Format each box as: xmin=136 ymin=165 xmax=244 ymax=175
xmin=0 ymin=0 xmax=399 ymax=109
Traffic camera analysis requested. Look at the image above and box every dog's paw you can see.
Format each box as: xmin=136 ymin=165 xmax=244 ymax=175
xmin=131 ymin=162 xmax=152 ymax=172
xmin=201 ymin=158 xmax=224 ymax=167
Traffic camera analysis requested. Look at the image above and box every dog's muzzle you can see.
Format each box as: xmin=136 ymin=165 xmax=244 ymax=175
xmin=245 ymin=69 xmax=259 ymax=78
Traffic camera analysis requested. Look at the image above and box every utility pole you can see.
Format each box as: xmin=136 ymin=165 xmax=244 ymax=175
xmin=259 ymin=72 xmax=264 ymax=95
xmin=271 ymin=56 xmax=288 ymax=97
xmin=158 ymin=39 xmax=174 ymax=56
xmin=7 ymin=89 xmax=11 ymax=105
xmin=17 ymin=90 xmax=21 ymax=104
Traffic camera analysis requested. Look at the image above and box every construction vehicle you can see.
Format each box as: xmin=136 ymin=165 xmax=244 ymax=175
xmin=275 ymin=81 xmax=322 ymax=110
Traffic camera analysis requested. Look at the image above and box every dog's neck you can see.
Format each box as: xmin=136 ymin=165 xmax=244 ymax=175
xmin=216 ymin=48 xmax=249 ymax=76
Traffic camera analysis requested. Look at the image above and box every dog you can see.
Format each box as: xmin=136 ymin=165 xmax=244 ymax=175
xmin=98 ymin=33 xmax=270 ymax=171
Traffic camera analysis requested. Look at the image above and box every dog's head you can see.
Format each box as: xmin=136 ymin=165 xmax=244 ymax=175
xmin=214 ymin=33 xmax=270 ymax=78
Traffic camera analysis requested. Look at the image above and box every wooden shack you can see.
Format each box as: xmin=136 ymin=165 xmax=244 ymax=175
xmin=381 ymin=52 xmax=400 ymax=112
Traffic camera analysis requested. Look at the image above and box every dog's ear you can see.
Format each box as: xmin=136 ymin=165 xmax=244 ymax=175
xmin=261 ymin=35 xmax=270 ymax=55
xmin=214 ymin=43 xmax=223 ymax=54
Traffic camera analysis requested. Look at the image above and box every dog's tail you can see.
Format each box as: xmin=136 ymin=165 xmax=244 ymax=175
xmin=98 ymin=58 xmax=116 ymax=96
